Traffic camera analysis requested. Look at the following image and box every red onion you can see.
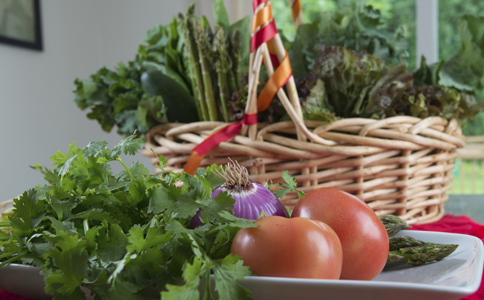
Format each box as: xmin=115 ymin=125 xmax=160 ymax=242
xmin=190 ymin=161 xmax=289 ymax=228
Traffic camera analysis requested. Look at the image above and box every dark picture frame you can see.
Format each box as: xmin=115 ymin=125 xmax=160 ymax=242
xmin=0 ymin=0 xmax=42 ymax=51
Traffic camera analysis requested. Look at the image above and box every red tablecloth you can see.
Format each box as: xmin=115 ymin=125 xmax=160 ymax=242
xmin=1 ymin=214 xmax=483 ymax=300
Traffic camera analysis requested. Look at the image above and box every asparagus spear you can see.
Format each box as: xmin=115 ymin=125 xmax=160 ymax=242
xmin=387 ymin=237 xmax=459 ymax=266
xmin=222 ymin=31 xmax=238 ymax=98
xmin=194 ymin=18 xmax=219 ymax=121
xmin=230 ymin=30 xmax=241 ymax=91
xmin=380 ymin=217 xmax=459 ymax=266
xmin=213 ymin=27 xmax=232 ymax=122
xmin=379 ymin=215 xmax=411 ymax=237
xmin=180 ymin=4 xmax=209 ymax=121
xmin=389 ymin=235 xmax=429 ymax=250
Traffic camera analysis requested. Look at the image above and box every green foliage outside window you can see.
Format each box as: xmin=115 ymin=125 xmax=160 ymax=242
xmin=439 ymin=0 xmax=484 ymax=136
xmin=272 ymin=0 xmax=416 ymax=69
xmin=272 ymin=0 xmax=484 ymax=136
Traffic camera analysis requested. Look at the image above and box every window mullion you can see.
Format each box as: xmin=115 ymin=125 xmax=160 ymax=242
xmin=416 ymin=0 xmax=439 ymax=66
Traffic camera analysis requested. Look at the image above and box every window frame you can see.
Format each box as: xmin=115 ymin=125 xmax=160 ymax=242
xmin=416 ymin=0 xmax=438 ymax=65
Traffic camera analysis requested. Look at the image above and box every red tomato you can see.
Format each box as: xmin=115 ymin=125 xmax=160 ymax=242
xmin=230 ymin=216 xmax=343 ymax=279
xmin=291 ymin=187 xmax=389 ymax=281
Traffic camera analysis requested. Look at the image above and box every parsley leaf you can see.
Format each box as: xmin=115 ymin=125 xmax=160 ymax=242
xmin=9 ymin=190 xmax=46 ymax=237
xmin=161 ymin=257 xmax=204 ymax=300
xmin=199 ymin=191 xmax=234 ymax=224
xmin=273 ymin=170 xmax=305 ymax=199
xmin=44 ymin=236 xmax=88 ymax=296
xmin=109 ymin=133 xmax=143 ymax=158
xmin=213 ymin=254 xmax=252 ymax=300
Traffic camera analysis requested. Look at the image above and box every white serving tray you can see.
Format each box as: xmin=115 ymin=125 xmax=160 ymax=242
xmin=0 ymin=230 xmax=482 ymax=300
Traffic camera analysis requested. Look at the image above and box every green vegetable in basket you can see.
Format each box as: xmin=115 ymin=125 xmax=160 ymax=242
xmin=287 ymin=44 xmax=484 ymax=126
xmin=287 ymin=2 xmax=408 ymax=79
xmin=297 ymin=77 xmax=338 ymax=123
xmin=289 ymin=45 xmax=408 ymax=121
xmin=386 ymin=84 xmax=484 ymax=125
xmin=0 ymin=134 xmax=257 ymax=300
xmin=310 ymin=45 xmax=389 ymax=118
xmin=140 ymin=68 xmax=198 ymax=123
xmin=74 ymin=1 xmax=251 ymax=137
xmin=73 ymin=14 xmax=194 ymax=138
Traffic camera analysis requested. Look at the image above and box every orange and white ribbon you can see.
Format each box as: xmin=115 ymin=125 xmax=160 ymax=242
xmin=288 ymin=0 xmax=303 ymax=29
xmin=183 ymin=113 xmax=258 ymax=175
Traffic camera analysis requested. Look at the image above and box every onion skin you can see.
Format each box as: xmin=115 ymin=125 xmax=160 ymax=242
xmin=189 ymin=210 xmax=205 ymax=229
xmin=190 ymin=181 xmax=289 ymax=228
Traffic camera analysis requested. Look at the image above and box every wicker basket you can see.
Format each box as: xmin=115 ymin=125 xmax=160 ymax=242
xmin=0 ymin=199 xmax=13 ymax=215
xmin=142 ymin=116 xmax=464 ymax=224
xmin=142 ymin=2 xmax=465 ymax=225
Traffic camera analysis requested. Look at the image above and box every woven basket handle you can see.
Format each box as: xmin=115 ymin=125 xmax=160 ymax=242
xmin=245 ymin=1 xmax=335 ymax=146
xmin=244 ymin=1 xmax=304 ymax=140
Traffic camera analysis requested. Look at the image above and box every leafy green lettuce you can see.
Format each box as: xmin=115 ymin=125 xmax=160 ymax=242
xmin=296 ymin=77 xmax=338 ymax=123
xmin=287 ymin=2 xmax=407 ymax=79
xmin=386 ymin=85 xmax=484 ymax=125
xmin=74 ymin=62 xmax=168 ymax=137
xmin=292 ymin=45 xmax=482 ymax=125
xmin=310 ymin=45 xmax=388 ymax=118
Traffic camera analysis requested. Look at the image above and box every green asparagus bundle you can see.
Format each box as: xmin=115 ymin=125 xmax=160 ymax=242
xmin=179 ymin=2 xmax=249 ymax=122
xmin=387 ymin=236 xmax=459 ymax=266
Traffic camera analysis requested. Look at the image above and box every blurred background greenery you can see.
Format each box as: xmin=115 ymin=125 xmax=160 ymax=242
xmin=272 ymin=0 xmax=484 ymax=136
xmin=451 ymin=159 xmax=483 ymax=193
xmin=272 ymin=0 xmax=484 ymax=195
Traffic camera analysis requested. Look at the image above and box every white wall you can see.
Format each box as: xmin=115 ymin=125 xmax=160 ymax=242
xmin=0 ymin=0 xmax=195 ymax=201
xmin=197 ymin=0 xmax=252 ymax=24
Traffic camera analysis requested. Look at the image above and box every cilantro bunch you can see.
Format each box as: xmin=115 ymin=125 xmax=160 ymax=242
xmin=0 ymin=135 xmax=256 ymax=300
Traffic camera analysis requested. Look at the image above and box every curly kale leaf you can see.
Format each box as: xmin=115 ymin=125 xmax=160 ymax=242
xmin=288 ymin=2 xmax=408 ymax=79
